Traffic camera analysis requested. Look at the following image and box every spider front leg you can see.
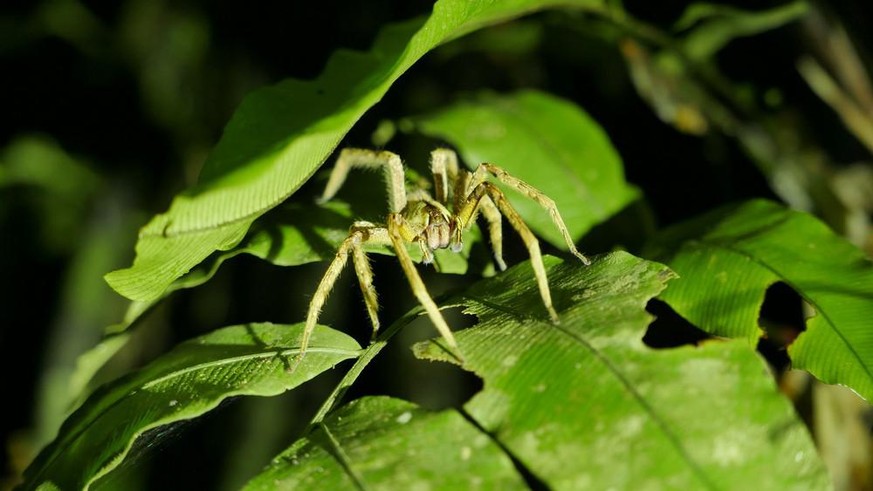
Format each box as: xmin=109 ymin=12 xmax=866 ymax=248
xmin=456 ymin=182 xmax=561 ymax=323
xmin=468 ymin=163 xmax=591 ymax=266
xmin=299 ymin=222 xmax=386 ymax=360
xmin=387 ymin=212 xmax=462 ymax=360
xmin=318 ymin=148 xmax=408 ymax=213
xmin=431 ymin=149 xmax=505 ymax=268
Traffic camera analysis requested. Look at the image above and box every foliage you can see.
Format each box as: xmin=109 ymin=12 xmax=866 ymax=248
xmin=5 ymin=0 xmax=873 ymax=489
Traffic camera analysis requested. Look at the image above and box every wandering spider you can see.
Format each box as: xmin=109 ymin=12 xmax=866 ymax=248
xmin=300 ymin=147 xmax=590 ymax=360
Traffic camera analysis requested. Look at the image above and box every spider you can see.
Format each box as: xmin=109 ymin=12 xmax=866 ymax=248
xmin=300 ymin=147 xmax=590 ymax=360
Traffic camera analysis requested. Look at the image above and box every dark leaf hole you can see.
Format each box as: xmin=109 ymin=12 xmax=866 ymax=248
xmin=758 ymin=281 xmax=806 ymax=348
xmin=643 ymin=299 xmax=712 ymax=348
xmin=757 ymin=282 xmax=806 ymax=374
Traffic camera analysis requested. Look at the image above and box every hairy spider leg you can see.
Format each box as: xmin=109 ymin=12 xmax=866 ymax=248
xmin=388 ymin=212 xmax=461 ymax=358
xmin=307 ymin=148 xmax=463 ymax=360
xmin=429 ymin=148 xmax=452 ymax=204
xmin=474 ymin=195 xmax=506 ymax=270
xmin=467 ymin=163 xmax=591 ymax=266
xmin=306 ymin=147 xmax=587 ymax=361
xmin=351 ymin=225 xmax=382 ymax=340
xmin=300 ymin=222 xmax=388 ymax=359
xmin=318 ymin=148 xmax=408 ymax=213
xmin=430 ymin=149 xmax=506 ymax=268
xmin=456 ymin=181 xmax=560 ymax=323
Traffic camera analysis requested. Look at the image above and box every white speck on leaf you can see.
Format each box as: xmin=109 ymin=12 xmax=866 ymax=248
xmin=396 ymin=411 xmax=413 ymax=424
xmin=168 ymin=400 xmax=178 ymax=407
xmin=712 ymin=434 xmax=745 ymax=465
xmin=460 ymin=446 xmax=471 ymax=460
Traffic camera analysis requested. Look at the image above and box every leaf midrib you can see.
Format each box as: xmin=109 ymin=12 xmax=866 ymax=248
xmin=465 ymin=291 xmax=718 ymax=490
xmin=141 ymin=345 xmax=361 ymax=389
xmin=37 ymin=345 xmax=361 ymax=484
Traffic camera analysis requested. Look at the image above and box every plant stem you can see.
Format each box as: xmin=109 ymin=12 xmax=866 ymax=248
xmin=305 ymin=307 xmax=423 ymax=431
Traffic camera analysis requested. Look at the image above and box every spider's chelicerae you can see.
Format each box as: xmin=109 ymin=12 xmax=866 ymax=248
xmin=301 ymin=147 xmax=590 ymax=359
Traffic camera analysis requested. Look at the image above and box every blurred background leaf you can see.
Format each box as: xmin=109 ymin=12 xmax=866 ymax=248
xmin=410 ymin=89 xmax=639 ymax=248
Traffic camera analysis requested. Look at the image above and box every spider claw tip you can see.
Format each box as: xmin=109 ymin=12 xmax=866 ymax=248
xmin=575 ymin=253 xmax=592 ymax=266
xmin=548 ymin=311 xmax=561 ymax=324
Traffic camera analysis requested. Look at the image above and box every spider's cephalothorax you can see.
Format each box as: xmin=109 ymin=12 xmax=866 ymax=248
xmin=397 ymin=199 xmax=460 ymax=260
xmin=300 ymin=148 xmax=590 ymax=361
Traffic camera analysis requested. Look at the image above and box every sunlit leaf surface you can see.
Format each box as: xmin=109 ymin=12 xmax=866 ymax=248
xmin=416 ymin=252 xmax=828 ymax=489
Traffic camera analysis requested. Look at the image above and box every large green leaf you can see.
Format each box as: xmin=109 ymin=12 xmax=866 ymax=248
xmin=416 ymin=253 xmax=828 ymax=488
xmin=104 ymin=0 xmax=604 ymax=302
xmin=644 ymin=199 xmax=873 ymax=403
xmin=412 ymin=90 xmax=639 ymax=248
xmin=107 ymin=89 xmax=626 ymax=310
xmin=245 ymin=396 xmax=526 ymax=490
xmin=22 ymin=323 xmax=361 ymax=490
xmin=69 ymin=198 xmax=476 ymax=413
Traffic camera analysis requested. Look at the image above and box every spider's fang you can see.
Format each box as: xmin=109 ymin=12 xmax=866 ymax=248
xmin=421 ymin=247 xmax=435 ymax=265
xmin=426 ymin=222 xmax=451 ymax=250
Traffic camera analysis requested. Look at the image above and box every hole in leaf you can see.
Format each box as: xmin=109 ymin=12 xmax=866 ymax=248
xmin=757 ymin=282 xmax=807 ymax=374
xmin=642 ymin=299 xmax=712 ymax=348
xmin=758 ymin=281 xmax=806 ymax=348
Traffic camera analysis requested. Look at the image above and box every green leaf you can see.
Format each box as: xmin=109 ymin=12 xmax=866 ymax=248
xmin=22 ymin=323 xmax=361 ymax=490
xmin=675 ymin=1 xmax=808 ymax=61
xmin=221 ymin=201 xmax=479 ymax=275
xmin=644 ymin=198 xmax=873 ymax=403
xmin=411 ymin=89 xmax=639 ymax=248
xmin=416 ymin=252 xmax=828 ymax=488
xmin=105 ymin=0 xmax=604 ymax=302
xmin=0 ymin=135 xmax=101 ymax=253
xmin=245 ymin=396 xmax=526 ymax=490
xmin=145 ymin=200 xmax=480 ymax=300
xmin=75 ymin=197 xmax=478 ymax=402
